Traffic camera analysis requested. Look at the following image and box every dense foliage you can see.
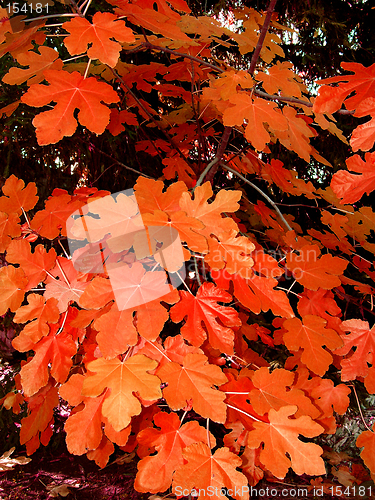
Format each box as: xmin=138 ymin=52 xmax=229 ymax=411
xmin=1 ymin=0 xmax=375 ymax=496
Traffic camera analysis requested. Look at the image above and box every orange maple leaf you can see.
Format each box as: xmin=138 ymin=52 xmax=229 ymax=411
xmin=82 ymin=354 xmax=162 ymax=431
xmin=0 ymin=174 xmax=38 ymax=215
xmin=157 ymin=353 xmax=227 ymax=423
xmin=169 ymin=282 xmax=241 ymax=354
xmin=282 ymin=315 xmax=343 ymax=376
xmin=334 ymin=319 xmax=375 ymax=381
xmin=0 ymin=212 xmax=21 ymax=252
xmin=6 ymin=239 xmax=57 ymax=290
xmin=248 ymin=367 xmax=320 ymax=418
xmin=205 ymin=230 xmax=255 ymax=278
xmin=356 ymin=426 xmax=375 ymax=479
xmin=21 ymin=70 xmax=119 ymax=145
xmin=331 ymin=152 xmax=375 ymax=204
xmin=286 ymin=244 xmax=348 ymax=290
xmin=179 ymin=182 xmax=241 ymax=244
xmin=247 ymin=406 xmax=325 ymax=478
xmin=255 ymin=61 xmax=303 ymax=97
xmin=13 ymin=294 xmax=60 ymax=344
xmin=62 ymin=12 xmax=135 ymax=68
xmin=2 ymin=46 xmax=63 ymax=85
xmin=223 ymin=95 xmax=287 ymax=151
xmin=135 ymin=411 xmax=215 ymax=493
xmin=134 ymin=177 xmax=188 ymax=215
xmin=172 ymin=443 xmax=249 ymax=500
xmin=351 ymin=97 xmax=375 ymax=152
xmin=107 ymin=108 xmax=139 ymax=136
xmin=0 ymin=265 xmax=28 ymax=316
xmin=19 ymin=326 xmax=77 ymax=397
xmin=310 ymin=379 xmax=350 ymax=417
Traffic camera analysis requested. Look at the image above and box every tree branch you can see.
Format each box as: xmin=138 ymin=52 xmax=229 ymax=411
xmin=249 ymin=0 xmax=278 ymax=75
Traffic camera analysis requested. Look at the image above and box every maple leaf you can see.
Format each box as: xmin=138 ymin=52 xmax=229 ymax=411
xmin=172 ymin=443 xmax=249 ymax=500
xmin=86 ymin=434 xmax=115 ymax=468
xmin=0 ymin=212 xmax=21 ymax=253
xmin=0 ymin=265 xmax=28 ymax=316
xmin=248 ymin=367 xmax=320 ymax=418
xmin=20 ymin=383 xmax=59 ymax=452
xmin=255 ymin=61 xmax=303 ymax=97
xmin=162 ymin=156 xmax=196 ymax=188
xmin=30 ymin=192 xmax=83 ymax=239
xmin=63 ymin=12 xmax=135 ymax=67
xmin=6 ymin=239 xmax=57 ymax=290
xmin=179 ymin=182 xmax=241 ymax=244
xmin=135 ymin=411 xmax=215 ymax=493
xmin=204 ymin=230 xmax=255 ymax=278
xmin=134 ymin=177 xmax=188 ymax=215
xmin=214 ymin=271 xmax=294 ymax=319
xmin=79 ymin=276 xmax=115 ymax=310
xmin=21 ymin=70 xmax=119 ymax=145
xmin=286 ymin=244 xmax=348 ymax=290
xmin=350 ymin=97 xmax=375 ymax=152
xmin=247 ymin=405 xmax=325 ymax=478
xmin=93 ymin=303 xmax=138 ymax=358
xmin=13 ymin=294 xmax=60 ymax=344
xmin=282 ymin=315 xmax=343 ymax=376
xmin=310 ymin=379 xmax=350 ymax=417
xmin=313 ymin=62 xmax=375 ymax=114
xmin=223 ymin=95 xmax=287 ymax=151
xmin=276 ymin=107 xmax=315 ymax=162
xmin=107 ymin=108 xmax=139 ymax=135
xmin=0 ymin=174 xmax=38 ymax=215
xmin=65 ymin=392 xmax=107 ymax=455
xmin=169 ymin=282 xmax=241 ymax=354
xmin=44 ymin=257 xmax=89 ymax=313
xmin=19 ymin=325 xmax=77 ymax=397
xmin=356 ymin=427 xmax=375 ymax=479
xmin=157 ymin=353 xmax=227 ymax=423
xmin=82 ymin=354 xmax=162 ymax=431
xmin=0 ymin=21 xmax=46 ymax=58
xmin=334 ymin=319 xmax=375 ymax=381
xmin=331 ymin=152 xmax=375 ymax=204
xmin=2 ymin=46 xmax=63 ymax=85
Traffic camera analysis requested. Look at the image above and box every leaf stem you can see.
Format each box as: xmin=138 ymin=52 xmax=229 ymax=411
xmin=348 ymin=384 xmax=372 ymax=432
xmin=226 ymin=403 xmax=263 ymax=422
xmin=23 ymin=13 xmax=79 ymax=22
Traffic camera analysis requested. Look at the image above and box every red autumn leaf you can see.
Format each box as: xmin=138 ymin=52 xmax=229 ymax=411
xmin=0 ymin=174 xmax=38 ymax=215
xmin=19 ymin=325 xmax=77 ymax=397
xmin=157 ymin=353 xmax=228 ymax=423
xmin=331 ymin=152 xmax=375 ymax=204
xmin=0 ymin=212 xmax=21 ymax=253
xmin=2 ymin=46 xmax=63 ymax=85
xmin=248 ymin=367 xmax=320 ymax=418
xmin=313 ymin=62 xmax=375 ymax=114
xmin=351 ymin=98 xmax=375 ymax=152
xmin=135 ymin=411 xmax=215 ymax=493
xmin=169 ymin=282 xmax=241 ymax=354
xmin=13 ymin=294 xmax=60 ymax=343
xmin=334 ymin=319 xmax=375 ymax=381
xmin=107 ymin=108 xmax=139 ymax=136
xmin=277 ymin=107 xmax=316 ymax=162
xmin=286 ymin=244 xmax=348 ymax=290
xmin=297 ymin=288 xmax=342 ymax=331
xmin=247 ymin=406 xmax=325 ymax=479
xmin=0 ymin=265 xmax=28 ymax=315
xmin=86 ymin=434 xmax=115 ymax=468
xmin=63 ymin=12 xmax=135 ymax=67
xmin=162 ymin=156 xmax=196 ymax=187
xmin=21 ymin=70 xmax=119 ymax=145
xmin=6 ymin=239 xmax=57 ymax=290
xmin=82 ymin=355 xmax=162 ymax=432
xmin=172 ymin=443 xmax=249 ymax=500
xmin=282 ymin=315 xmax=343 ymax=376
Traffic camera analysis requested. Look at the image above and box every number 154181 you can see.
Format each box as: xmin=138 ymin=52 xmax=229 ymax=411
xmin=6 ymin=3 xmax=49 ymax=14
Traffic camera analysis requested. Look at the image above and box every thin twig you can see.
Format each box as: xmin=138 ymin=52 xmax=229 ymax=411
xmin=23 ymin=13 xmax=79 ymax=22
xmin=226 ymin=404 xmax=263 ymax=422
xmin=222 ymin=164 xmax=293 ymax=232
xmin=89 ymin=145 xmax=153 ymax=178
xmin=349 ymin=384 xmax=372 ymax=432
xmin=249 ymin=0 xmax=278 ymax=75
